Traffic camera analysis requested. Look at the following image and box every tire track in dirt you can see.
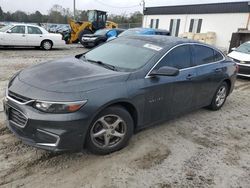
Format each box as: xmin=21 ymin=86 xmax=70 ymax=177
xmin=0 ymin=151 xmax=61 ymax=186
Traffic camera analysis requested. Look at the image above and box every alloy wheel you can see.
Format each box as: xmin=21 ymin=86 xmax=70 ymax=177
xmin=215 ymin=85 xmax=227 ymax=107
xmin=90 ymin=115 xmax=127 ymax=148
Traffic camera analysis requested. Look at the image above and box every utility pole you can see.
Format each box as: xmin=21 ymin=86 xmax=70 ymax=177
xmin=73 ymin=0 xmax=76 ymax=20
xmin=141 ymin=0 xmax=146 ymax=27
xmin=142 ymin=0 xmax=146 ymax=12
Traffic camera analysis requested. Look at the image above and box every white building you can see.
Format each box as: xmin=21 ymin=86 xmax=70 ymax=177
xmin=143 ymin=1 xmax=250 ymax=51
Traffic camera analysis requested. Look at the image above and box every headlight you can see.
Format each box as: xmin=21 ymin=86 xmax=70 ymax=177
xmin=33 ymin=100 xmax=87 ymax=113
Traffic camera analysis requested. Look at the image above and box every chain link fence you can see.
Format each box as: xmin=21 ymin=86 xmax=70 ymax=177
xmin=117 ymin=23 xmax=142 ymax=29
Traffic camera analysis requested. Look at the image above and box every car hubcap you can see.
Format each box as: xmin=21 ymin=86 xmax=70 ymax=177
xmin=215 ymin=86 xmax=227 ymax=107
xmin=43 ymin=42 xmax=51 ymax=50
xmin=90 ymin=115 xmax=126 ymax=148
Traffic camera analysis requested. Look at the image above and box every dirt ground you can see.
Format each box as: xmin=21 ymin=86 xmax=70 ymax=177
xmin=0 ymin=46 xmax=249 ymax=188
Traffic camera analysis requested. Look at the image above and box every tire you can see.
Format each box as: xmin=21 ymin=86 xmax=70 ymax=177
xmin=86 ymin=106 xmax=134 ymax=155
xmin=207 ymin=82 xmax=229 ymax=111
xmin=41 ymin=40 xmax=53 ymax=50
xmin=78 ymin=29 xmax=92 ymax=46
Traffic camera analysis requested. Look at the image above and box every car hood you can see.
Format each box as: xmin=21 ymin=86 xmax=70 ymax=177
xmin=228 ymin=51 xmax=250 ymax=62
xmin=17 ymin=56 xmax=129 ymax=93
xmin=83 ymin=34 xmax=104 ymax=38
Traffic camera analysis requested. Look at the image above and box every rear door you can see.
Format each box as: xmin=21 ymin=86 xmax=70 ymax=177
xmin=26 ymin=26 xmax=44 ymax=46
xmin=191 ymin=44 xmax=225 ymax=107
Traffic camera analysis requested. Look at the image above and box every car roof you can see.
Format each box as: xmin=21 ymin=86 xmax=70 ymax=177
xmin=126 ymin=28 xmax=169 ymax=32
xmin=118 ymin=35 xmax=198 ymax=48
xmin=12 ymin=23 xmax=38 ymax=27
xmin=116 ymin=28 xmax=126 ymax=31
xmin=127 ymin=28 xmax=155 ymax=31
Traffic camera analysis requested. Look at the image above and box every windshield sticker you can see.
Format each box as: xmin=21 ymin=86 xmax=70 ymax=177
xmin=143 ymin=44 xmax=163 ymax=51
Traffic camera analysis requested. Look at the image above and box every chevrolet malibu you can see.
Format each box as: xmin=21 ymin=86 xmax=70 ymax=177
xmin=3 ymin=35 xmax=237 ymax=155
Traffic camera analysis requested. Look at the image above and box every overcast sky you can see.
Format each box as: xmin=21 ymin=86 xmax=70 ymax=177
xmin=0 ymin=0 xmax=248 ymax=15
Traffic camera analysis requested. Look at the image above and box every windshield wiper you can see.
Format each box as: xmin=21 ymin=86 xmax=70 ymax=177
xmin=86 ymin=58 xmax=117 ymax=71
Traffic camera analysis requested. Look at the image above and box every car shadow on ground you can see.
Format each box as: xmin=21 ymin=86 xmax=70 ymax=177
xmin=237 ymin=76 xmax=250 ymax=81
xmin=0 ymin=47 xmax=70 ymax=51
xmin=0 ymin=44 xmax=85 ymax=51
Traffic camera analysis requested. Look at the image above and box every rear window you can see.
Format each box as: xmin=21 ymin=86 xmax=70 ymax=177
xmin=193 ymin=45 xmax=223 ymax=66
xmin=28 ymin=26 xmax=42 ymax=34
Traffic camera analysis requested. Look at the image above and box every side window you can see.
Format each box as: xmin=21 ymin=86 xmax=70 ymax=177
xmin=155 ymin=45 xmax=192 ymax=70
xmin=150 ymin=19 xmax=159 ymax=29
xmin=169 ymin=19 xmax=180 ymax=36
xmin=189 ymin=19 xmax=202 ymax=33
xmin=28 ymin=26 xmax=42 ymax=34
xmin=10 ymin=26 xmax=25 ymax=34
xmin=193 ymin=45 xmax=215 ymax=65
xmin=214 ymin=50 xmax=224 ymax=62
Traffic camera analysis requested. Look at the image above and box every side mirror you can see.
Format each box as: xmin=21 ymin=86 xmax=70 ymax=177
xmin=231 ymin=47 xmax=236 ymax=51
xmin=6 ymin=30 xmax=11 ymax=33
xmin=149 ymin=66 xmax=179 ymax=77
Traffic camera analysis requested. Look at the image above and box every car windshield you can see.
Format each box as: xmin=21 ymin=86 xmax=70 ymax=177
xmin=0 ymin=25 xmax=13 ymax=32
xmin=82 ymin=38 xmax=159 ymax=71
xmin=236 ymin=42 xmax=250 ymax=54
xmin=94 ymin=29 xmax=109 ymax=35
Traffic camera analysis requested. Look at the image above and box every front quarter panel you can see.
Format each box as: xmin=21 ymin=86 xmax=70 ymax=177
xmin=82 ymin=81 xmax=129 ymax=123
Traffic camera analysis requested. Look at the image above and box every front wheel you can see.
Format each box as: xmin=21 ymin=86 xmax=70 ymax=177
xmin=208 ymin=82 xmax=229 ymax=111
xmin=86 ymin=106 xmax=134 ymax=155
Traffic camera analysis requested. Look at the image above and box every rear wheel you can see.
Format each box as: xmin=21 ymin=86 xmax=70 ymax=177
xmin=86 ymin=106 xmax=134 ymax=155
xmin=208 ymin=82 xmax=228 ymax=111
xmin=41 ymin=40 xmax=53 ymax=50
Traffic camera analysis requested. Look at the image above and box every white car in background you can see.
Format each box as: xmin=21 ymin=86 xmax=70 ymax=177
xmin=0 ymin=24 xmax=65 ymax=50
xmin=228 ymin=41 xmax=250 ymax=78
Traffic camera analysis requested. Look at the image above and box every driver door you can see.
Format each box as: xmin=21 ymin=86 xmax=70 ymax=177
xmin=143 ymin=44 xmax=197 ymax=124
xmin=4 ymin=25 xmax=27 ymax=46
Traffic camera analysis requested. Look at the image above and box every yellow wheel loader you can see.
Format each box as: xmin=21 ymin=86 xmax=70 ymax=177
xmin=67 ymin=10 xmax=118 ymax=45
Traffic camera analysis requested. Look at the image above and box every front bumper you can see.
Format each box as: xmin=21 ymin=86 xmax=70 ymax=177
xmin=237 ymin=63 xmax=250 ymax=77
xmin=81 ymin=39 xmax=97 ymax=47
xmin=2 ymin=96 xmax=91 ymax=152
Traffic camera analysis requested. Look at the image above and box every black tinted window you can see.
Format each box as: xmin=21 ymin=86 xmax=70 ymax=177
xmin=28 ymin=26 xmax=42 ymax=34
xmin=193 ymin=45 xmax=215 ymax=65
xmin=214 ymin=50 xmax=224 ymax=61
xmin=10 ymin=26 xmax=25 ymax=34
xmin=156 ymin=45 xmax=191 ymax=69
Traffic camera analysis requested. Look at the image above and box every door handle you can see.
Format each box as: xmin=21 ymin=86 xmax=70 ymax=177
xmin=186 ymin=74 xmax=195 ymax=80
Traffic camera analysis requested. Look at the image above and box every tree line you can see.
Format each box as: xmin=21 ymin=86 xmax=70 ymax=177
xmin=0 ymin=4 xmax=143 ymax=24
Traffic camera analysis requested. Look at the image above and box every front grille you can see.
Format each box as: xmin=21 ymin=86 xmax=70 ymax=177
xmin=238 ymin=65 xmax=250 ymax=75
xmin=8 ymin=91 xmax=31 ymax=103
xmin=9 ymin=108 xmax=27 ymax=128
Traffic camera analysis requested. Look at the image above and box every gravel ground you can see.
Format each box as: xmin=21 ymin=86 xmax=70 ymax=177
xmin=0 ymin=46 xmax=249 ymax=188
